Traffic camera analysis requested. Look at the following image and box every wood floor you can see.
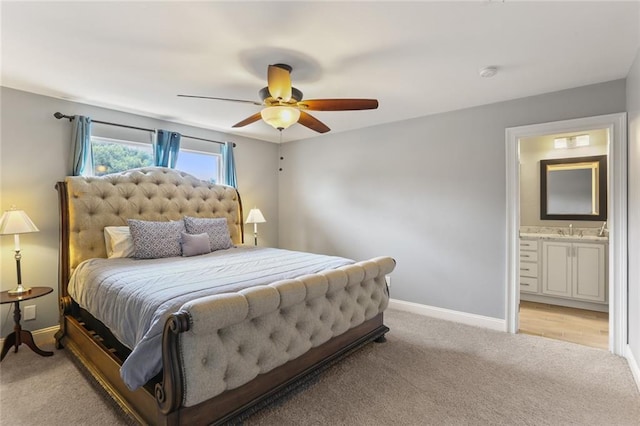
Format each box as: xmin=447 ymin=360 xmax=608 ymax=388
xmin=518 ymin=301 xmax=609 ymax=350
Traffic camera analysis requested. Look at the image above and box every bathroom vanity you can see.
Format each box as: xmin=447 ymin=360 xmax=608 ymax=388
xmin=519 ymin=229 xmax=608 ymax=312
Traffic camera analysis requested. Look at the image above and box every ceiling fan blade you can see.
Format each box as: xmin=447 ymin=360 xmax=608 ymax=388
xmin=298 ymin=99 xmax=379 ymax=111
xmin=267 ymin=64 xmax=292 ymax=102
xmin=178 ymin=94 xmax=262 ymax=106
xmin=298 ymin=111 xmax=330 ymax=133
xmin=232 ymin=112 xmax=263 ymax=128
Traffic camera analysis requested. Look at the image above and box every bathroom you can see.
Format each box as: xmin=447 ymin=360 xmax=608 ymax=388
xmin=518 ymin=129 xmax=609 ymax=349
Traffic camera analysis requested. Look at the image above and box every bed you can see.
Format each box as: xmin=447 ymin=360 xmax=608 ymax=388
xmin=55 ymin=167 xmax=395 ymax=425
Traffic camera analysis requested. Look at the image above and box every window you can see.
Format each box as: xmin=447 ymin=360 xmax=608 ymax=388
xmin=91 ymin=137 xmax=153 ymax=176
xmin=175 ymin=149 xmax=222 ymax=184
xmin=89 ymin=137 xmax=222 ymax=183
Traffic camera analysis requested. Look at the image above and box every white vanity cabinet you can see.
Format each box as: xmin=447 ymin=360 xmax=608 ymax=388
xmin=519 ymin=234 xmax=608 ymax=311
xmin=541 ymin=241 xmax=607 ymax=303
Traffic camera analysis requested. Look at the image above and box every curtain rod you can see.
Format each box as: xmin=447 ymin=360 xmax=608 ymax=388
xmin=53 ymin=112 xmax=235 ymax=147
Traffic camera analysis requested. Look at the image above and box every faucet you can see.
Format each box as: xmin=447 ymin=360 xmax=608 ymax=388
xmin=599 ymin=221 xmax=607 ymax=237
xmin=569 ymin=224 xmax=573 ymax=236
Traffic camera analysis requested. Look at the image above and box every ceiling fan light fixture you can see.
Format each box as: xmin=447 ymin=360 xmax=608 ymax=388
xmin=181 ymin=64 xmax=377 ymax=134
xmin=261 ymin=106 xmax=300 ymax=130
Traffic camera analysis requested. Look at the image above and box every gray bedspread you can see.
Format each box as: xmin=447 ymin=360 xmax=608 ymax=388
xmin=68 ymin=246 xmax=353 ymax=390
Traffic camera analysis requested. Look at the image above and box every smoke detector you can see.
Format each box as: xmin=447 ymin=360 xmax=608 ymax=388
xmin=479 ymin=66 xmax=498 ymax=78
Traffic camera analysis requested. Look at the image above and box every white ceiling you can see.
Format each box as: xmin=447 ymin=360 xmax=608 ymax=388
xmin=1 ymin=1 xmax=639 ymax=143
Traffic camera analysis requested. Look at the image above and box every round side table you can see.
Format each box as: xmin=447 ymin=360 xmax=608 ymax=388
xmin=0 ymin=286 xmax=54 ymax=361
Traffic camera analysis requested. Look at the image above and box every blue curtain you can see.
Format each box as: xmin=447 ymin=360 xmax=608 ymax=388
xmin=70 ymin=115 xmax=93 ymax=176
xmin=221 ymin=141 xmax=237 ymax=188
xmin=153 ymin=130 xmax=181 ymax=168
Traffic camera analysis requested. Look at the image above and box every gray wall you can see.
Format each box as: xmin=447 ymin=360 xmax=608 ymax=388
xmin=627 ymin=47 xmax=640 ymax=370
xmin=0 ymin=87 xmax=279 ymax=335
xmin=278 ymin=80 xmax=626 ymax=319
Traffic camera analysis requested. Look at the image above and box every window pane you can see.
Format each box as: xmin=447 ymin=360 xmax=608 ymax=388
xmin=91 ymin=138 xmax=153 ymax=176
xmin=176 ymin=151 xmax=221 ymax=184
xmin=89 ymin=137 xmax=222 ymax=183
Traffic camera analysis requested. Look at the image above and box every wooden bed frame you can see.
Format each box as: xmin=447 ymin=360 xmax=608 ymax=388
xmin=54 ymin=168 xmax=391 ymax=425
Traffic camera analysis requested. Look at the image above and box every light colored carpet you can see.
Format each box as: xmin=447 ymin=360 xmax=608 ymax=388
xmin=0 ymin=340 xmax=134 ymax=425
xmin=1 ymin=309 xmax=639 ymax=425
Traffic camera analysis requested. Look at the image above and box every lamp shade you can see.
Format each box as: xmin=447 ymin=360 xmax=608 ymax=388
xmin=0 ymin=209 xmax=39 ymax=235
xmin=245 ymin=208 xmax=266 ymax=224
xmin=261 ymin=107 xmax=300 ymax=130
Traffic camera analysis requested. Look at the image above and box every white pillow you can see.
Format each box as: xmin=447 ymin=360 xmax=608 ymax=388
xmin=104 ymin=226 xmax=135 ymax=258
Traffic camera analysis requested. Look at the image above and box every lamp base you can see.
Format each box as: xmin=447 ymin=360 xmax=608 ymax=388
xmin=8 ymin=285 xmax=31 ymax=296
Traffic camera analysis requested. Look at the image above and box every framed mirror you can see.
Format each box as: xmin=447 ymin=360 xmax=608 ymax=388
xmin=540 ymin=155 xmax=607 ymax=221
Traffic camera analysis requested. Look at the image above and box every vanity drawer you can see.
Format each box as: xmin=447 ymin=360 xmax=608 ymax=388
xmin=520 ymin=262 xmax=538 ymax=278
xmin=520 ymin=276 xmax=539 ymax=293
xmin=520 ymin=239 xmax=538 ymax=251
xmin=520 ymin=250 xmax=538 ymax=262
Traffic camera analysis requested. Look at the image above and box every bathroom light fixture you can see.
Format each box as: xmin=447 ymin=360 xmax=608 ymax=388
xmin=479 ymin=66 xmax=498 ymax=78
xmin=260 ymin=106 xmax=300 ymax=131
xmin=574 ymin=134 xmax=590 ymax=147
xmin=553 ymin=138 xmax=568 ymax=149
xmin=554 ymin=134 xmax=590 ymax=149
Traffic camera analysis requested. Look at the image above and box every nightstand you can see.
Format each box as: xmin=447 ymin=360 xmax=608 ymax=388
xmin=0 ymin=286 xmax=54 ymax=361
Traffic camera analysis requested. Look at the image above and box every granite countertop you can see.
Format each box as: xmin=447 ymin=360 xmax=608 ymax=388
xmin=519 ymin=226 xmax=608 ymax=242
xmin=519 ymin=232 xmax=608 ymax=242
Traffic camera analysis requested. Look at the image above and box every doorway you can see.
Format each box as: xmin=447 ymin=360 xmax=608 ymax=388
xmin=505 ymin=113 xmax=628 ymax=355
xmin=517 ymin=129 xmax=609 ymax=349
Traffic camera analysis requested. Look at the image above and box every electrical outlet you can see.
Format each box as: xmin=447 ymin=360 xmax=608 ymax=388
xmin=24 ymin=305 xmax=36 ymax=321
xmin=385 ymin=275 xmax=391 ymax=287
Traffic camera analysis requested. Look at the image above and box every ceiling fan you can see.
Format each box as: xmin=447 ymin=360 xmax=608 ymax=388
xmin=178 ymin=64 xmax=379 ymax=133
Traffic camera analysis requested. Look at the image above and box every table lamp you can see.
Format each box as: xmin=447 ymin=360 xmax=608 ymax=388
xmin=0 ymin=207 xmax=39 ymax=295
xmin=245 ymin=208 xmax=266 ymax=246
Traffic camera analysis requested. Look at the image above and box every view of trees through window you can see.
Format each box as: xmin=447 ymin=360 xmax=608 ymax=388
xmin=92 ymin=139 xmax=153 ymax=175
xmin=90 ymin=137 xmax=222 ymax=184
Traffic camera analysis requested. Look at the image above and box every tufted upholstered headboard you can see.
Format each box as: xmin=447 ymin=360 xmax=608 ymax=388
xmin=56 ymin=167 xmax=243 ymax=287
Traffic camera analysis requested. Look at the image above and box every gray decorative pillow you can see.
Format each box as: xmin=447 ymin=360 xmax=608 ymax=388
xmin=181 ymin=232 xmax=212 ymax=257
xmin=128 ymin=219 xmax=185 ymax=259
xmin=183 ymin=216 xmax=233 ymax=252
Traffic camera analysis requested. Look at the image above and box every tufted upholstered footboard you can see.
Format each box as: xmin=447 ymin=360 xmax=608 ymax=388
xmin=162 ymin=257 xmax=394 ymax=409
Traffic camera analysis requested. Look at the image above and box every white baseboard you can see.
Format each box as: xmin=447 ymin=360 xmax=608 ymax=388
xmin=625 ymin=345 xmax=640 ymax=393
xmin=0 ymin=325 xmax=59 ymax=348
xmin=388 ymin=298 xmax=506 ymax=332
